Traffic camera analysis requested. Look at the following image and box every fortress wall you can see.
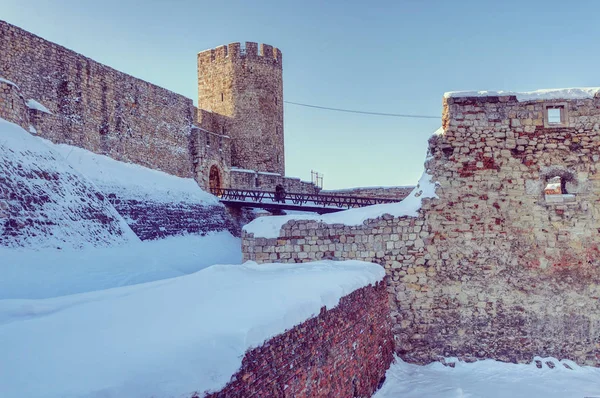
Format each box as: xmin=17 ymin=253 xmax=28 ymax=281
xmin=205 ymin=280 xmax=393 ymax=398
xmin=243 ymin=93 xmax=600 ymax=366
xmin=0 ymin=21 xmax=196 ymax=178
xmin=321 ymin=186 xmax=414 ymax=200
xmin=228 ymin=169 xmax=319 ymax=193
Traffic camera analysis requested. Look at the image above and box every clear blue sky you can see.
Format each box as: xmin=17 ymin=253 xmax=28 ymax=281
xmin=3 ymin=0 xmax=599 ymax=189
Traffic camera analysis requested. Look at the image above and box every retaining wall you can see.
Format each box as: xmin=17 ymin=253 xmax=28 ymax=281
xmin=202 ymin=280 xmax=393 ymax=398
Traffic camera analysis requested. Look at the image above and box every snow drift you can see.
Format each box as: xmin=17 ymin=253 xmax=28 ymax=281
xmin=0 ymin=260 xmax=385 ymax=398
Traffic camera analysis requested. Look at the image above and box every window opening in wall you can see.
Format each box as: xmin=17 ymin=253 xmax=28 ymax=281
xmin=206 ymin=134 xmax=210 ymax=146
xmin=221 ymin=93 xmax=224 ymax=102
xmin=544 ymin=176 xmax=565 ymax=195
xmin=544 ymin=103 xmax=567 ymax=128
xmin=547 ymin=108 xmax=562 ymax=124
xmin=275 ymin=97 xmax=278 ymax=105
xmin=544 ymin=173 xmax=576 ymax=204
xmin=255 ymin=177 xmax=260 ymax=188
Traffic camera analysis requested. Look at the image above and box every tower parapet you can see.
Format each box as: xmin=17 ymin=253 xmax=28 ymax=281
xmin=198 ymin=42 xmax=282 ymax=65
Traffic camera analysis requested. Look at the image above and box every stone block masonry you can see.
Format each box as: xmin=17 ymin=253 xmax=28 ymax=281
xmin=198 ymin=42 xmax=285 ymax=176
xmin=0 ymin=80 xmax=29 ymax=131
xmin=244 ymin=90 xmax=600 ymax=367
xmin=202 ymin=280 xmax=393 ymax=398
xmin=0 ymin=20 xmax=196 ymax=179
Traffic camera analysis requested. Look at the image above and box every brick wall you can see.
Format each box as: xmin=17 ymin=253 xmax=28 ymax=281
xmin=243 ymin=92 xmax=600 ymax=367
xmin=0 ymin=20 xmax=197 ymax=178
xmin=202 ymin=280 xmax=393 ymax=398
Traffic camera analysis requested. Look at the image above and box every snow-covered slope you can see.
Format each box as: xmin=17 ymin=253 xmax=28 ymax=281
xmin=48 ymin=140 xmax=218 ymax=205
xmin=0 ymin=119 xmax=138 ymax=248
xmin=0 ymin=260 xmax=384 ymax=398
xmin=0 ymin=232 xmax=241 ymax=300
xmin=44 ymin=138 xmax=237 ymax=240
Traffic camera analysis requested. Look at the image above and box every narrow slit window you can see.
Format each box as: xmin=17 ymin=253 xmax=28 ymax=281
xmin=221 ymin=93 xmax=224 ymax=102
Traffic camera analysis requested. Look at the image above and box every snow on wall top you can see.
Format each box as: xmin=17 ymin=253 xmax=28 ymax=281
xmin=46 ymin=140 xmax=220 ymax=205
xmin=0 ymin=118 xmax=138 ymax=249
xmin=0 ymin=77 xmax=18 ymax=88
xmin=25 ymin=99 xmax=52 ymax=114
xmin=444 ymin=87 xmax=600 ymax=102
xmin=0 ymin=260 xmax=385 ymax=397
xmin=244 ymin=171 xmax=439 ymax=239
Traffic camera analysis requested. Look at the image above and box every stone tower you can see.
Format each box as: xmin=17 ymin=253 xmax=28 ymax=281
xmin=197 ymin=42 xmax=284 ymax=176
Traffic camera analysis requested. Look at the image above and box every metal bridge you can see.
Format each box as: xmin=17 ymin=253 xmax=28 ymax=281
xmin=211 ymin=188 xmax=398 ymax=214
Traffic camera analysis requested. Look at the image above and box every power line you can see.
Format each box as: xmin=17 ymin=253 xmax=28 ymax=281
xmin=284 ymin=101 xmax=440 ymax=119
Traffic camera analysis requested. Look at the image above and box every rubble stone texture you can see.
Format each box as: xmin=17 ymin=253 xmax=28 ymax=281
xmin=203 ymin=280 xmax=393 ymax=398
xmin=244 ymin=93 xmax=600 ymax=366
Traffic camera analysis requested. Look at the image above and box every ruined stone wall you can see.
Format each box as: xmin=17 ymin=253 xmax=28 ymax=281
xmin=321 ymin=186 xmax=414 ymax=200
xmin=198 ymin=43 xmax=284 ymax=175
xmin=0 ymin=20 xmax=196 ymax=178
xmin=203 ymin=280 xmax=393 ymax=398
xmin=243 ymin=93 xmax=600 ymax=367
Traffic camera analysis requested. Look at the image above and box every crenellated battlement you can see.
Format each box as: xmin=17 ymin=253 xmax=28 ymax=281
xmin=198 ymin=42 xmax=282 ymax=65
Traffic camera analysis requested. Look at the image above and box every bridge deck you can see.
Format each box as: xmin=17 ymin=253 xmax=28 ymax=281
xmin=211 ymin=188 xmax=399 ymax=214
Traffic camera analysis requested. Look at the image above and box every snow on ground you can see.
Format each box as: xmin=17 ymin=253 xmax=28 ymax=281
xmin=0 ymin=260 xmax=384 ymax=398
xmin=375 ymin=356 xmax=600 ymax=398
xmin=444 ymin=87 xmax=600 ymax=102
xmin=45 ymin=139 xmax=219 ymax=205
xmin=0 ymin=232 xmax=241 ymax=300
xmin=244 ymin=171 xmax=438 ymax=238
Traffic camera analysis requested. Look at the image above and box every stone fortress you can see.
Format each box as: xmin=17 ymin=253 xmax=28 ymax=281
xmin=0 ymin=20 xmax=320 ymax=196
xmin=2 ymin=18 xmax=600 ymax=388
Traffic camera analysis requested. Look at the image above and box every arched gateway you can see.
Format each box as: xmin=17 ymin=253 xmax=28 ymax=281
xmin=209 ymin=165 xmax=222 ymax=195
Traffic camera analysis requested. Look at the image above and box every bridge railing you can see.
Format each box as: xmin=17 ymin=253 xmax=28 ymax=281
xmin=210 ymin=188 xmax=399 ymax=209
